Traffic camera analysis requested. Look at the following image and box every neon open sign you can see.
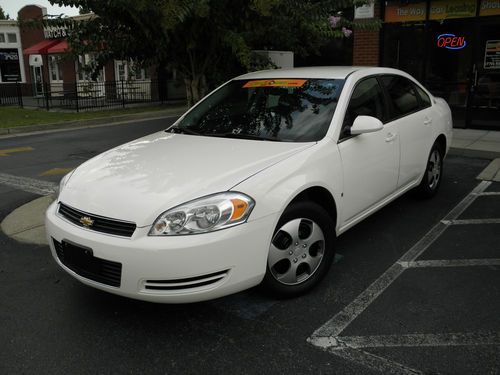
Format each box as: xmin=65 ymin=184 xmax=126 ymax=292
xmin=437 ymin=33 xmax=467 ymax=50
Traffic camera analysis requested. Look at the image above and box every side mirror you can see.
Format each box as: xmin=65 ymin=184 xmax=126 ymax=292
xmin=350 ymin=115 xmax=383 ymax=135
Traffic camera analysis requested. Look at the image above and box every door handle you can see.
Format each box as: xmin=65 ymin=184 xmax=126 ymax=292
xmin=385 ymin=133 xmax=397 ymax=142
xmin=424 ymin=117 xmax=433 ymax=125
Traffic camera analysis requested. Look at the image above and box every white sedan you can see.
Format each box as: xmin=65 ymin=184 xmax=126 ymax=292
xmin=46 ymin=67 xmax=452 ymax=303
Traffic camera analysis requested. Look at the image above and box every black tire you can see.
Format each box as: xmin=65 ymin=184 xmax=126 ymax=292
xmin=417 ymin=142 xmax=444 ymax=198
xmin=261 ymin=201 xmax=335 ymax=298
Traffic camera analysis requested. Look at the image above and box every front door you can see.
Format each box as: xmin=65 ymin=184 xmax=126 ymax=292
xmin=467 ymin=21 xmax=500 ymax=129
xmin=338 ymin=77 xmax=399 ymax=226
xmin=48 ymin=56 xmax=63 ymax=96
xmin=32 ymin=66 xmax=44 ymax=97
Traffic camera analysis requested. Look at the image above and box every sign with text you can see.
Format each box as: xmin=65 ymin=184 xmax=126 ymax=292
xmin=355 ymin=1 xmax=375 ymax=19
xmin=0 ymin=49 xmax=19 ymax=61
xmin=43 ymin=27 xmax=68 ymax=39
xmin=429 ymin=0 xmax=477 ymax=20
xmin=480 ymin=0 xmax=500 ymax=16
xmin=484 ymin=40 xmax=500 ymax=69
xmin=437 ymin=34 xmax=467 ymax=50
xmin=385 ymin=1 xmax=427 ymax=22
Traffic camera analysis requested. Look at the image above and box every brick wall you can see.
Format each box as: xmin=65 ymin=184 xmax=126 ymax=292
xmin=352 ymin=1 xmax=382 ymax=67
xmin=19 ymin=5 xmax=47 ymax=84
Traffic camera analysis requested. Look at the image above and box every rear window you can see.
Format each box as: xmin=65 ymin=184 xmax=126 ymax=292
xmin=415 ymin=84 xmax=432 ymax=108
xmin=175 ymin=78 xmax=344 ymax=142
xmin=380 ymin=75 xmax=420 ymax=119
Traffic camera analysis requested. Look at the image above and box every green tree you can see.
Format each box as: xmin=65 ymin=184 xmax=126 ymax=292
xmin=0 ymin=5 xmax=10 ymax=20
xmin=48 ymin=0 xmax=377 ymax=106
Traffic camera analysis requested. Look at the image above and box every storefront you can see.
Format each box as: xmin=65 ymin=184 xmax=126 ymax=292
xmin=0 ymin=20 xmax=25 ymax=83
xmin=379 ymin=0 xmax=500 ymax=129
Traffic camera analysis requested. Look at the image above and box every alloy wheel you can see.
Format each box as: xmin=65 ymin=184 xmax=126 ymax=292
xmin=427 ymin=149 xmax=441 ymax=190
xmin=268 ymin=218 xmax=325 ymax=285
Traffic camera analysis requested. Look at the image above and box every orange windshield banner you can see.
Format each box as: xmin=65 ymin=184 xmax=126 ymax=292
xmin=243 ymin=79 xmax=307 ymax=88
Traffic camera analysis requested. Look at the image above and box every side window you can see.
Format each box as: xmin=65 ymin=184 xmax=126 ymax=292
xmin=380 ymin=75 xmax=420 ymax=119
xmin=414 ymin=84 xmax=432 ymax=109
xmin=341 ymin=78 xmax=385 ymax=139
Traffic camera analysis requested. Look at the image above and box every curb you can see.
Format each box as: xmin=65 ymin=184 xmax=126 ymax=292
xmin=0 ymin=106 xmax=187 ymax=137
xmin=1 ymin=195 xmax=54 ymax=246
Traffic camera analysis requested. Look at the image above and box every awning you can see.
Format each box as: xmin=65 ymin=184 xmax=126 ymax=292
xmin=23 ymin=39 xmax=60 ymax=54
xmin=47 ymin=40 xmax=69 ymax=54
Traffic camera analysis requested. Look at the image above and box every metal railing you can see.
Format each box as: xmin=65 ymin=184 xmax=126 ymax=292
xmin=0 ymin=79 xmax=186 ymax=112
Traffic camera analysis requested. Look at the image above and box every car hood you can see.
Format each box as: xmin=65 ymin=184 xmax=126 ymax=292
xmin=60 ymin=132 xmax=313 ymax=227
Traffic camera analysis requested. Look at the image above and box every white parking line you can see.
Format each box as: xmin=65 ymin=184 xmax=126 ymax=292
xmin=442 ymin=218 xmax=500 ymax=225
xmin=476 ymin=191 xmax=500 ymax=196
xmin=399 ymin=259 xmax=500 ymax=268
xmin=308 ymin=180 xmax=496 ymax=373
xmin=337 ymin=332 xmax=500 ymax=349
xmin=0 ymin=172 xmax=57 ymax=195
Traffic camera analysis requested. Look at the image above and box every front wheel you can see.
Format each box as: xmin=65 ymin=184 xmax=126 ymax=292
xmin=261 ymin=201 xmax=335 ymax=298
xmin=417 ymin=143 xmax=443 ymax=198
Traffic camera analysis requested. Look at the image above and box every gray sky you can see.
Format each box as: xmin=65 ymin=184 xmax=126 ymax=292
xmin=1 ymin=0 xmax=79 ymax=19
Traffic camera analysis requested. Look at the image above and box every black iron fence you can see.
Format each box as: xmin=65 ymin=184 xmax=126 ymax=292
xmin=0 ymin=79 xmax=186 ymax=112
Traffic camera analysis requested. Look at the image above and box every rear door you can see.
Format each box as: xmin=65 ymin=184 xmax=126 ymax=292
xmin=380 ymin=75 xmax=433 ymax=188
xmin=338 ymin=77 xmax=399 ymax=225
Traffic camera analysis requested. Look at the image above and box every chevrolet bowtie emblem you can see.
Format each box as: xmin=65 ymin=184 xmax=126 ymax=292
xmin=80 ymin=216 xmax=94 ymax=227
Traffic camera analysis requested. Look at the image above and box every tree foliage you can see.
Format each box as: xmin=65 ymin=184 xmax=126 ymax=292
xmin=47 ymin=0 xmax=378 ymax=105
xmin=0 ymin=5 xmax=10 ymax=20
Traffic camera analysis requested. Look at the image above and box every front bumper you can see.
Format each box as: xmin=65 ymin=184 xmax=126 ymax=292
xmin=45 ymin=201 xmax=277 ymax=303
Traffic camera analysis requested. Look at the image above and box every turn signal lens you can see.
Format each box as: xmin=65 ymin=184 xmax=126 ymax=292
xmin=149 ymin=192 xmax=255 ymax=236
xmin=230 ymin=199 xmax=248 ymax=221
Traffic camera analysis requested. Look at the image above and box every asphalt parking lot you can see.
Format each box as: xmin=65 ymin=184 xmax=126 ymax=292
xmin=309 ymin=178 xmax=500 ymax=374
xmin=0 ymin=120 xmax=498 ymax=374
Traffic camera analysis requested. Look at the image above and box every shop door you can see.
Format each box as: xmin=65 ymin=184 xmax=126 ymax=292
xmin=32 ymin=66 xmax=44 ymax=97
xmin=467 ymin=22 xmax=500 ymax=129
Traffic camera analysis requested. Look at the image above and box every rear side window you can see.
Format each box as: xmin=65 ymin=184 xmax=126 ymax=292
xmin=341 ymin=77 xmax=386 ymax=139
xmin=415 ymin=84 xmax=432 ymax=108
xmin=380 ymin=75 xmax=420 ymax=119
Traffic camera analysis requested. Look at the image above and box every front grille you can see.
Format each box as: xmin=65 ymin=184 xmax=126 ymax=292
xmin=53 ymin=239 xmax=122 ymax=287
xmin=58 ymin=202 xmax=136 ymax=237
xmin=144 ymin=270 xmax=229 ymax=291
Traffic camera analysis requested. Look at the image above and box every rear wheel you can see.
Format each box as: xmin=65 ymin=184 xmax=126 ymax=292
xmin=261 ymin=201 xmax=335 ymax=298
xmin=417 ymin=143 xmax=443 ymax=198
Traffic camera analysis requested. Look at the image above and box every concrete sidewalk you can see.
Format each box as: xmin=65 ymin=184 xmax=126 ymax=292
xmin=1 ymin=127 xmax=500 ymax=246
xmin=449 ymin=128 xmax=500 ymax=159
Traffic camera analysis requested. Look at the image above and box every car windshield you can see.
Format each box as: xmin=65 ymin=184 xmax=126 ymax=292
xmin=172 ymin=78 xmax=344 ymax=142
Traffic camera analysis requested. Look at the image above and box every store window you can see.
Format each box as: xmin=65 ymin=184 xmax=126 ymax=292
xmin=7 ymin=33 xmax=17 ymax=43
xmin=76 ymin=54 xmax=103 ymax=81
xmin=383 ymin=24 xmax=426 ymax=81
xmin=115 ymin=60 xmax=150 ymax=81
xmin=0 ymin=49 xmax=21 ymax=82
xmin=0 ymin=34 xmax=5 ymax=43
xmin=117 ymin=63 xmax=125 ymax=81
xmin=425 ymin=20 xmax=473 ymax=108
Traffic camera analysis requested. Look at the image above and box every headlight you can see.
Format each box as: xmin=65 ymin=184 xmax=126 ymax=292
xmin=56 ymin=170 xmax=74 ymax=198
xmin=149 ymin=192 xmax=255 ymax=236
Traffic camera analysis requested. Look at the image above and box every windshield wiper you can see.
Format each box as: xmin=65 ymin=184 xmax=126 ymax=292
xmin=167 ymin=126 xmax=202 ymax=136
xmin=208 ymin=132 xmax=283 ymax=142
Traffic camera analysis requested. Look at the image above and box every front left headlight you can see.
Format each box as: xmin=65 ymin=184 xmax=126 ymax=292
xmin=149 ymin=192 xmax=255 ymax=236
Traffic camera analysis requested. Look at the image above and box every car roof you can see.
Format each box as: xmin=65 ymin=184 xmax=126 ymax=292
xmin=235 ymin=66 xmax=384 ymax=80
